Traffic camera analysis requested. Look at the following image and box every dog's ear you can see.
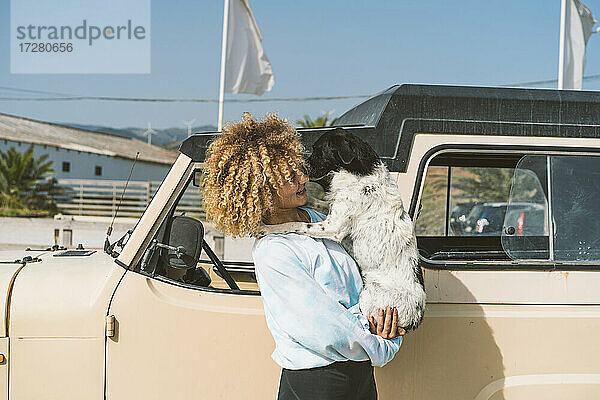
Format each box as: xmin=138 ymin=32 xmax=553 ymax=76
xmin=336 ymin=137 xmax=355 ymax=165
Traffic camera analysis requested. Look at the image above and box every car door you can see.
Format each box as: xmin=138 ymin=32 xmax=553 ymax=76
xmin=105 ymin=267 xmax=280 ymax=399
xmin=375 ymin=144 xmax=600 ymax=400
xmin=105 ymin=211 xmax=280 ymax=400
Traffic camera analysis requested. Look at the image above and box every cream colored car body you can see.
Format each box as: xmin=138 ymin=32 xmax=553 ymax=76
xmin=2 ymin=85 xmax=600 ymax=399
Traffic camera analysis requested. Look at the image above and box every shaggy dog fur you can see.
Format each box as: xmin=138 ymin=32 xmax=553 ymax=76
xmin=259 ymin=128 xmax=426 ymax=331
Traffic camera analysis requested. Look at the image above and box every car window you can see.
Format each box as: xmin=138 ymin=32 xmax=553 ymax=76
xmin=415 ymin=166 xmax=447 ymax=236
xmin=172 ymin=182 xmax=204 ymax=219
xmin=552 ymin=156 xmax=600 ymax=261
xmin=501 ymin=155 xmax=549 ymax=260
xmin=415 ymin=154 xmax=521 ymax=263
xmin=416 ymin=152 xmax=600 ymax=266
xmin=503 ymin=155 xmax=600 ymax=262
xmin=416 ymin=164 xmax=515 ymax=237
xmin=134 ymin=169 xmax=258 ymax=294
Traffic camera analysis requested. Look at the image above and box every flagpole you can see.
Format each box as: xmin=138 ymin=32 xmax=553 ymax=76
xmin=558 ymin=0 xmax=567 ymax=89
xmin=217 ymin=0 xmax=230 ymax=131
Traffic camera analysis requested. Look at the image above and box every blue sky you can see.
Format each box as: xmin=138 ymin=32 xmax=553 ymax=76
xmin=2 ymin=0 xmax=600 ymax=129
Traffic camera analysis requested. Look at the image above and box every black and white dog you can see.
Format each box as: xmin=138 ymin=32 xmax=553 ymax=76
xmin=259 ymin=128 xmax=425 ymax=331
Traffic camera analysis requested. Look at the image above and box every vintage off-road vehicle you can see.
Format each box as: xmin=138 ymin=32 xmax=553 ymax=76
xmin=1 ymin=84 xmax=600 ymax=399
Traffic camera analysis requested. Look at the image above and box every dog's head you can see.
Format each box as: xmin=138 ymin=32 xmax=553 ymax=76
xmin=307 ymin=128 xmax=380 ymax=188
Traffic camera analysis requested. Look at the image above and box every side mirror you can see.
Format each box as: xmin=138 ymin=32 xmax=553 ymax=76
xmin=166 ymin=216 xmax=204 ymax=270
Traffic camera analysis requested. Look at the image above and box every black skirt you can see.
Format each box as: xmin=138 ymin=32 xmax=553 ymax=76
xmin=277 ymin=360 xmax=377 ymax=400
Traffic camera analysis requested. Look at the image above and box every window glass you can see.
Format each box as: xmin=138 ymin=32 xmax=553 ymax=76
xmin=551 ymin=156 xmax=600 ymax=261
xmin=450 ymin=166 xmax=514 ymax=236
xmin=173 ymin=183 xmax=204 ymax=219
xmin=136 ymin=170 xmax=257 ymax=293
xmin=415 ymin=164 xmax=515 ymax=237
xmin=415 ymin=166 xmax=447 ymax=236
xmin=502 ymin=154 xmax=600 ymax=262
xmin=415 ymin=155 xmax=520 ymax=262
xmin=414 ymin=152 xmax=598 ymax=265
xmin=501 ymin=155 xmax=549 ymax=260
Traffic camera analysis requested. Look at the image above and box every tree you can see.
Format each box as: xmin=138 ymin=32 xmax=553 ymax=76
xmin=414 ymin=166 xmax=449 ymax=236
xmin=0 ymin=145 xmax=56 ymax=211
xmin=296 ymin=113 xmax=339 ymax=128
xmin=452 ymin=167 xmax=514 ymax=203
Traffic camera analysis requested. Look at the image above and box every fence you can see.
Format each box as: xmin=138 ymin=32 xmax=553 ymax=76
xmin=55 ymin=179 xmax=204 ymax=218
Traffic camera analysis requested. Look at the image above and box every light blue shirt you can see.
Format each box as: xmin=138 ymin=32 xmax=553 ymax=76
xmin=252 ymin=207 xmax=401 ymax=370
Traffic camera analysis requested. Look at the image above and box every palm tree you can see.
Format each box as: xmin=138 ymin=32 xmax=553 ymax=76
xmin=296 ymin=113 xmax=339 ymax=128
xmin=0 ymin=145 xmax=55 ymax=210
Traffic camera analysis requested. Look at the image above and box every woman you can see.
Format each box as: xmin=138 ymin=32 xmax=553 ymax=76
xmin=202 ymin=113 xmax=403 ymax=399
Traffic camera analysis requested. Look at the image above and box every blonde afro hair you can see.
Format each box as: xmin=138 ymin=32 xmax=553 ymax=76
xmin=201 ymin=113 xmax=305 ymax=237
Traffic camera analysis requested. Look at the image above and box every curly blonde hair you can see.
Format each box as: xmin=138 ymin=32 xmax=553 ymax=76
xmin=202 ymin=113 xmax=305 ymax=237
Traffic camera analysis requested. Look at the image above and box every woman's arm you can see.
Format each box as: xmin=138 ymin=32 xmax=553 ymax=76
xmin=253 ymin=238 xmax=401 ymax=367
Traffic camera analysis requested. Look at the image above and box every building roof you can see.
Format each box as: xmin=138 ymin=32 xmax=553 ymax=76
xmin=0 ymin=112 xmax=178 ymax=165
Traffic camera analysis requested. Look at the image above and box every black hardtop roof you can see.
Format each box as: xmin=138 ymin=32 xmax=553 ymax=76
xmin=180 ymin=84 xmax=600 ymax=172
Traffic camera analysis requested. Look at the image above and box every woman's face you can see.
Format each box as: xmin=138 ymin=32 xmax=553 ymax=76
xmin=273 ymin=168 xmax=309 ymax=211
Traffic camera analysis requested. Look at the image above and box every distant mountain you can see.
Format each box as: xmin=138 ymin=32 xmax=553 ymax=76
xmin=58 ymin=122 xmax=217 ymax=148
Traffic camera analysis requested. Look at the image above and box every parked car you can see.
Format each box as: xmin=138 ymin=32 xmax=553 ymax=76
xmin=449 ymin=201 xmax=480 ymax=235
xmin=462 ymin=202 xmax=547 ymax=236
xmin=2 ymin=84 xmax=600 ymax=399
xmin=464 ymin=202 xmax=507 ymax=235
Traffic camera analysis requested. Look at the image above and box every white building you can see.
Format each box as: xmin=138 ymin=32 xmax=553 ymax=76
xmin=0 ymin=112 xmax=177 ymax=181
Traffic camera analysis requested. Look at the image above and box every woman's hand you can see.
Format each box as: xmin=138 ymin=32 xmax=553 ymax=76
xmin=368 ymin=307 xmax=406 ymax=339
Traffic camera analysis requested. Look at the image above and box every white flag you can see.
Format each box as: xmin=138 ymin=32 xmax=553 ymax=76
xmin=225 ymin=0 xmax=274 ymax=95
xmin=560 ymin=0 xmax=598 ymax=90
